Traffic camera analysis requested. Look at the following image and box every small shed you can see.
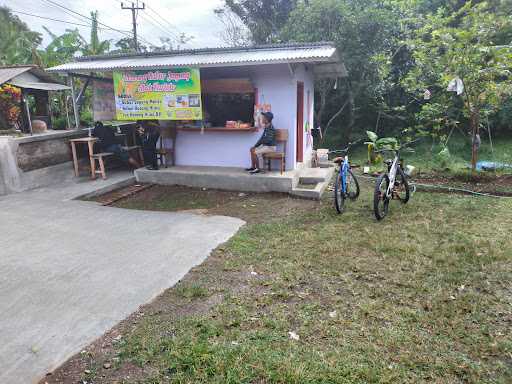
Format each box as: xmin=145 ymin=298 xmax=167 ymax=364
xmin=0 ymin=65 xmax=70 ymax=134
xmin=48 ymin=42 xmax=346 ymax=171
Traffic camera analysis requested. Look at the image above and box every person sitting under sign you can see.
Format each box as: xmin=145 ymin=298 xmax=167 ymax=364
xmin=137 ymin=120 xmax=161 ymax=170
xmin=246 ymin=112 xmax=276 ymax=174
xmin=93 ymin=121 xmax=141 ymax=169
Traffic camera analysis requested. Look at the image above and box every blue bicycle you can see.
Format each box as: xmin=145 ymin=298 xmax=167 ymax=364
xmin=330 ymin=142 xmax=360 ymax=214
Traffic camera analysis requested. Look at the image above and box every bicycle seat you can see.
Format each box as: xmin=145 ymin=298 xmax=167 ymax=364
xmin=333 ymin=157 xmax=344 ymax=164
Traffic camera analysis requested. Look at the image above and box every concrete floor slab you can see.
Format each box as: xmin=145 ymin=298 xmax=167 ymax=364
xmin=135 ymin=165 xmax=299 ymax=193
xmin=0 ymin=175 xmax=244 ymax=383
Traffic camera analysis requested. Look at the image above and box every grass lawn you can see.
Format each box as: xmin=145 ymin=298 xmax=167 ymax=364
xmin=349 ymin=134 xmax=512 ymax=177
xmin=47 ymin=181 xmax=512 ymax=384
xmin=347 ymin=135 xmax=512 ymax=195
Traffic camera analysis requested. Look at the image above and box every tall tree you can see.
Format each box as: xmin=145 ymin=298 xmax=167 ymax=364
xmin=35 ymin=27 xmax=84 ymax=68
xmin=214 ymin=7 xmax=251 ymax=47
xmin=403 ymin=1 xmax=512 ymax=172
xmin=221 ymin=0 xmax=297 ymax=43
xmin=283 ymin=0 xmax=402 ymax=143
xmin=81 ymin=11 xmax=111 ymax=56
xmin=0 ymin=7 xmax=42 ymax=65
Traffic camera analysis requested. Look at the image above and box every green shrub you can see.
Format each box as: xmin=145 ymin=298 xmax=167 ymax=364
xmin=52 ymin=116 xmax=68 ymax=130
xmin=434 ymin=147 xmax=452 ymax=168
xmin=80 ymin=109 xmax=93 ymax=127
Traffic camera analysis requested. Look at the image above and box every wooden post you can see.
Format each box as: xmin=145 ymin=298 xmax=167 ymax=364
xmin=47 ymin=92 xmax=53 ymax=130
xmin=22 ymin=90 xmax=33 ymax=135
xmin=68 ymin=75 xmax=80 ymax=130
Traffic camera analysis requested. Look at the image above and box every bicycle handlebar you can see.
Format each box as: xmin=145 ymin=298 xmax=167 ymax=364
xmin=328 ymin=139 xmax=362 ymax=155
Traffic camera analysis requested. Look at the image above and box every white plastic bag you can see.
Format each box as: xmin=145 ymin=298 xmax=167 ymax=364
xmin=447 ymin=77 xmax=464 ymax=95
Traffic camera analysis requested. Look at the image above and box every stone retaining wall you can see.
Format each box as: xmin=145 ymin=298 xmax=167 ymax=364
xmin=0 ymin=130 xmax=86 ymax=195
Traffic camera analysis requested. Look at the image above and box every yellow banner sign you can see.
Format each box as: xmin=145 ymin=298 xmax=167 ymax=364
xmin=113 ymin=68 xmax=202 ymax=120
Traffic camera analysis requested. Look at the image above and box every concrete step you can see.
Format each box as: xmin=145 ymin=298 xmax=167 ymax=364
xmin=291 ymin=166 xmax=334 ymax=200
xmin=290 ymin=178 xmax=331 ymax=200
xmin=297 ymin=167 xmax=334 ymax=183
xmin=291 ymin=185 xmax=321 ymax=199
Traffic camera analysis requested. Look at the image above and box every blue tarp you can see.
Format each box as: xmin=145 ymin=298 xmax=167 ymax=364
xmin=475 ymin=161 xmax=512 ymax=171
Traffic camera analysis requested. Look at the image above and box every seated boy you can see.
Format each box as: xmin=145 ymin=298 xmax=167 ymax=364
xmin=93 ymin=121 xmax=141 ymax=168
xmin=246 ymin=112 xmax=276 ymax=174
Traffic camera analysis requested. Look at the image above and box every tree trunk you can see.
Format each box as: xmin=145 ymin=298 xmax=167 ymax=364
xmin=343 ymin=80 xmax=356 ymax=144
xmin=470 ymin=107 xmax=480 ymax=173
xmin=314 ymin=80 xmax=329 ymax=129
xmin=320 ymin=99 xmax=349 ymax=145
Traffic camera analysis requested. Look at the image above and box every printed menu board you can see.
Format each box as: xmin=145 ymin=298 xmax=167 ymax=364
xmin=113 ymin=68 xmax=202 ymax=120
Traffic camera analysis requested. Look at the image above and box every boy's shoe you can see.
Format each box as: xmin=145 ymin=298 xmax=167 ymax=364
xmin=249 ymin=168 xmax=261 ymax=174
xmin=245 ymin=167 xmax=256 ymax=172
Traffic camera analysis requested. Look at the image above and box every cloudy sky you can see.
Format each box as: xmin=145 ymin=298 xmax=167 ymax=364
xmin=2 ymin=0 xmax=226 ymax=49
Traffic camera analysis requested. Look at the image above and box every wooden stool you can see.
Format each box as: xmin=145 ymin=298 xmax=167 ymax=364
xmin=91 ymin=152 xmax=113 ymax=180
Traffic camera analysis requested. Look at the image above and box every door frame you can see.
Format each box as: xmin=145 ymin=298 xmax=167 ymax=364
xmin=296 ymin=81 xmax=304 ymax=163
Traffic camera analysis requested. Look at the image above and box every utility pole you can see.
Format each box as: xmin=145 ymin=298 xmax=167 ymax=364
xmin=121 ymin=1 xmax=145 ymax=52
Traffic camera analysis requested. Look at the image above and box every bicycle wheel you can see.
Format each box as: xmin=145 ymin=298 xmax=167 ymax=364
xmin=346 ymin=169 xmax=360 ymax=200
xmin=395 ymin=167 xmax=410 ymax=204
xmin=334 ymin=171 xmax=345 ymax=214
xmin=374 ymin=174 xmax=390 ymax=220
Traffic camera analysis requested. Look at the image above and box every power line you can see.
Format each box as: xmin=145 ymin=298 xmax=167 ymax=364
xmin=112 ymin=0 xmax=184 ymax=42
xmin=9 ymin=9 xmax=94 ymax=28
xmin=139 ymin=3 xmax=181 ymax=40
xmin=138 ymin=10 xmax=180 ymax=41
xmin=38 ymin=0 xmax=154 ymax=48
xmin=146 ymin=3 xmax=183 ymax=36
xmin=107 ymin=0 xmax=156 ymax=48
xmin=37 ymin=0 xmax=99 ymax=27
xmin=121 ymin=1 xmax=146 ymax=52
xmin=41 ymin=0 xmax=135 ymax=39
xmin=112 ymin=0 xmax=178 ymax=46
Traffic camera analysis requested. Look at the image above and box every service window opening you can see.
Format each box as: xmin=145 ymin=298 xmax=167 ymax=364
xmin=202 ymin=92 xmax=255 ymax=127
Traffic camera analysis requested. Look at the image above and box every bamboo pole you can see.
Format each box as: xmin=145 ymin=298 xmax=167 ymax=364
xmin=68 ymin=75 xmax=80 ymax=129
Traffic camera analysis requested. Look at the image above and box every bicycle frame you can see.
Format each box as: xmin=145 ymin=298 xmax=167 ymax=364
xmin=386 ymin=154 xmax=399 ymax=198
xmin=340 ymin=154 xmax=350 ymax=194
xmin=331 ymin=141 xmax=360 ymax=194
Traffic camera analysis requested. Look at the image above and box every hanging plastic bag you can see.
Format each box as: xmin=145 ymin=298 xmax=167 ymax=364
xmin=447 ymin=77 xmax=464 ymax=95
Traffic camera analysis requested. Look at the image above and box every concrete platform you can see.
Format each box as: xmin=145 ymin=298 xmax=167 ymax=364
xmin=135 ymin=165 xmax=334 ymax=200
xmin=136 ymin=166 xmax=299 ymax=193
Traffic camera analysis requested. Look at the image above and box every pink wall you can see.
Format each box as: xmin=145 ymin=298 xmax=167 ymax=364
xmin=166 ymin=63 xmax=314 ymax=170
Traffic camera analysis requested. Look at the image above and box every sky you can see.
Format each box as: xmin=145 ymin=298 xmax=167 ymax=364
xmin=2 ymin=0 xmax=226 ymax=49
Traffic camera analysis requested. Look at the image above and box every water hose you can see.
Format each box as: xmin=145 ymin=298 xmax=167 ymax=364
xmin=355 ymin=174 xmax=512 ymax=199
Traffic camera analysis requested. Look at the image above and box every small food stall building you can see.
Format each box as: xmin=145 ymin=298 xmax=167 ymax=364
xmin=0 ymin=65 xmax=70 ymax=134
xmin=47 ymin=42 xmax=346 ymax=172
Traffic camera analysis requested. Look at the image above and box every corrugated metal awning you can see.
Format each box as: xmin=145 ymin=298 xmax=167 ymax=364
xmin=0 ymin=66 xmax=33 ymax=85
xmin=9 ymin=80 xmax=70 ymax=91
xmin=0 ymin=65 xmax=69 ymax=89
xmin=47 ymin=43 xmax=341 ymax=74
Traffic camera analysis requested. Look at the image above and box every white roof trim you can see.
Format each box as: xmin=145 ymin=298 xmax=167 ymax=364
xmin=47 ymin=46 xmax=339 ymax=74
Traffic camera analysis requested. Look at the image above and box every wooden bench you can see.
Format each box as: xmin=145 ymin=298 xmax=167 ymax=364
xmin=263 ymin=129 xmax=288 ymax=174
xmin=91 ymin=152 xmax=113 ymax=180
